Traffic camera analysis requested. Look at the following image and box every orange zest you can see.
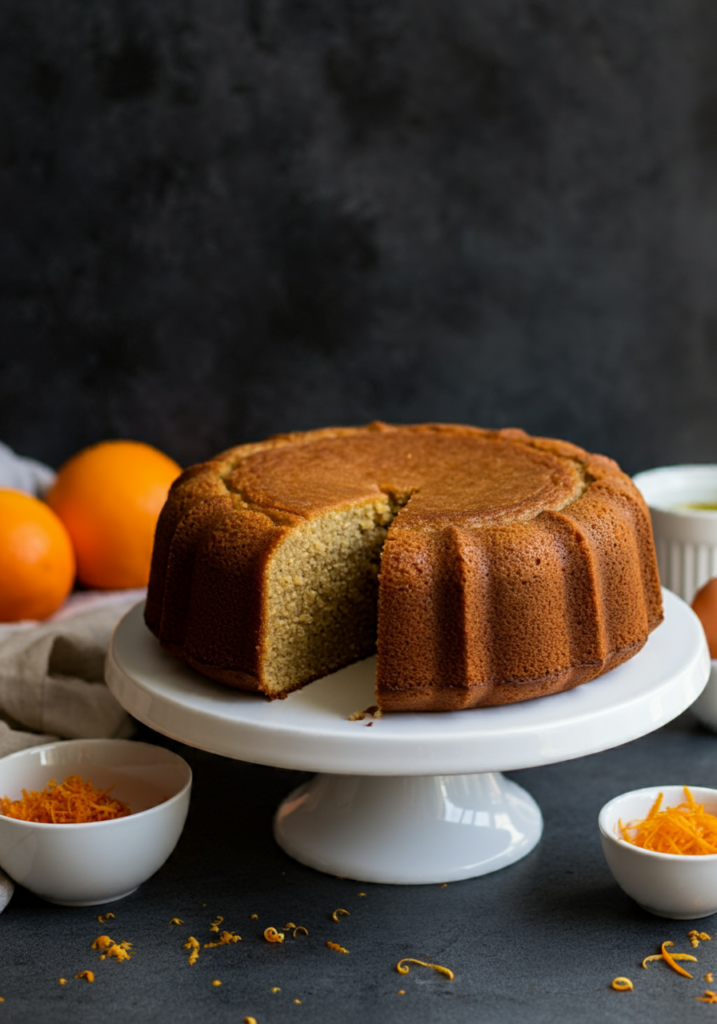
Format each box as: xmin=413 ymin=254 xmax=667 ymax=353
xmin=619 ymin=787 xmax=717 ymax=854
xmin=332 ymin=909 xmax=350 ymax=922
xmin=75 ymin=971 xmax=94 ymax=983
xmin=0 ymin=775 xmax=130 ymax=824
xmin=183 ymin=936 xmax=200 ymax=965
xmin=264 ymin=927 xmax=284 ymax=944
xmin=642 ymin=951 xmax=697 ymax=970
xmin=93 ymin=936 xmax=134 ymax=962
xmin=611 ymin=977 xmax=633 ymax=991
xmin=661 ymin=941 xmax=694 ymax=978
xmin=396 ymin=958 xmax=454 ymax=980
xmin=204 ymin=931 xmax=241 ymax=948
xmin=326 ymin=941 xmax=349 ymax=954
xmin=697 ymin=990 xmax=717 ymax=1004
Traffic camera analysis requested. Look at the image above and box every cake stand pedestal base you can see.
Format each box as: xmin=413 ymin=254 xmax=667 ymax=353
xmin=274 ymin=771 xmax=542 ymax=884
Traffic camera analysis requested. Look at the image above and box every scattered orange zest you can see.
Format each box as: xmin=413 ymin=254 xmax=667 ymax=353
xmin=75 ymin=971 xmax=94 ymax=983
xmin=204 ymin=930 xmax=241 ymax=948
xmin=697 ymin=990 xmax=717 ymax=1004
xmin=244 ymin=1018 xmax=258 ymax=1023
xmin=264 ymin=928 xmax=284 ymax=944
xmin=93 ymin=936 xmax=134 ymax=962
xmin=58 ymin=979 xmax=66 ymax=986
xmin=396 ymin=958 xmax=454 ymax=980
xmin=619 ymin=788 xmax=717 ymax=854
xmin=212 ymin=980 xmax=221 ymax=987
xmin=0 ymin=776 xmax=130 ymax=824
xmin=611 ymin=977 xmax=633 ymax=991
xmin=96 ymin=912 xmax=114 ymax=925
xmin=707 ymin=973 xmax=714 ymax=983
xmin=170 ymin=918 xmax=184 ymax=926
xmin=332 ymin=909 xmax=350 ymax=922
xmin=326 ymin=941 xmax=349 ymax=954
xmin=642 ymin=950 xmax=697 ymax=970
xmin=661 ymin=941 xmax=694 ymax=978
xmin=100 ymin=944 xmax=133 ymax=963
xmin=209 ymin=916 xmax=224 ymax=933
xmin=183 ymin=936 xmax=200 ymax=965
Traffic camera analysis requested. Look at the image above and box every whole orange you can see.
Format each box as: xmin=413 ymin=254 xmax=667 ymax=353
xmin=47 ymin=440 xmax=182 ymax=589
xmin=0 ymin=489 xmax=76 ymax=621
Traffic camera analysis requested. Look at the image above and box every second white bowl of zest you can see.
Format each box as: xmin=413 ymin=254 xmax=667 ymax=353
xmin=599 ymin=785 xmax=717 ymax=920
xmin=0 ymin=739 xmax=192 ymax=906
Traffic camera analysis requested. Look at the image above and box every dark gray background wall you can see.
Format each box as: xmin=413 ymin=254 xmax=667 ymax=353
xmin=3 ymin=0 xmax=717 ymax=474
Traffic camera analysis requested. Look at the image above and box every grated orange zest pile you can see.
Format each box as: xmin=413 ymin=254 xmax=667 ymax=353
xmin=618 ymin=787 xmax=717 ymax=855
xmin=0 ymin=775 xmax=130 ymax=824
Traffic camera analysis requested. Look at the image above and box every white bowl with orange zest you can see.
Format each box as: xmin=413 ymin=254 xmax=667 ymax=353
xmin=0 ymin=738 xmax=191 ymax=906
xmin=599 ymin=785 xmax=717 ymax=919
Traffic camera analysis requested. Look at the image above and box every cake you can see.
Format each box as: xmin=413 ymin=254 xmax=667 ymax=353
xmin=145 ymin=422 xmax=663 ymax=711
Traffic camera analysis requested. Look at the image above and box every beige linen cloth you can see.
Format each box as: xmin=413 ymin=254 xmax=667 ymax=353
xmin=0 ymin=590 xmax=144 ymax=757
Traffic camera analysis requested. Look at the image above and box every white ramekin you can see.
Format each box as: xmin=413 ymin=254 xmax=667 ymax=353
xmin=0 ymin=739 xmax=192 ymax=905
xmin=599 ymin=785 xmax=717 ymax=919
xmin=633 ymin=465 xmax=717 ymax=603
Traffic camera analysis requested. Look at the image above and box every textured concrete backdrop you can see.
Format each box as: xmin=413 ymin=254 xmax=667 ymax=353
xmin=2 ymin=0 xmax=717 ymax=473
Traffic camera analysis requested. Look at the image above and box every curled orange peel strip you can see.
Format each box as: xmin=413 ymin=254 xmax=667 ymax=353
xmin=662 ymin=941 xmax=695 ymax=978
xmin=332 ymin=909 xmax=350 ymax=922
xmin=264 ymin=927 xmax=284 ymax=944
xmin=293 ymin=926 xmax=309 ymax=938
xmin=611 ymin=977 xmax=633 ymax=991
xmin=642 ymin=951 xmax=697 ymax=970
xmin=396 ymin=959 xmax=454 ymax=980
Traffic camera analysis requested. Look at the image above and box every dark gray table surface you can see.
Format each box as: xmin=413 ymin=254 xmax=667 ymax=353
xmin=2 ymin=710 xmax=717 ymax=1024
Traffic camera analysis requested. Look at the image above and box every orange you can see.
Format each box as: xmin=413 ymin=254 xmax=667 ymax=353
xmin=47 ymin=440 xmax=182 ymax=589
xmin=692 ymin=577 xmax=717 ymax=658
xmin=0 ymin=489 xmax=75 ymax=621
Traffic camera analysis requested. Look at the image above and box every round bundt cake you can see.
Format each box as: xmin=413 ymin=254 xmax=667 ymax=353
xmin=145 ymin=423 xmax=663 ymax=711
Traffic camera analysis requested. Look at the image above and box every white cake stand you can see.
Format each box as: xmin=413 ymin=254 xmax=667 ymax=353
xmin=106 ymin=590 xmax=709 ymax=885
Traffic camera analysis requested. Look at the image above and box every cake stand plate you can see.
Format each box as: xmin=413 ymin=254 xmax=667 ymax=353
xmin=106 ymin=590 xmax=709 ymax=884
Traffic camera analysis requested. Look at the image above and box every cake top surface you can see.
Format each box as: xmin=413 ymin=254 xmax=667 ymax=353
xmin=217 ymin=423 xmax=591 ymax=527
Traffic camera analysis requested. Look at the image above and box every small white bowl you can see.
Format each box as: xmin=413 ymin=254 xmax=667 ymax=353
xmin=599 ymin=786 xmax=717 ymax=919
xmin=0 ymin=739 xmax=191 ymax=906
xmin=633 ymin=465 xmax=717 ymax=602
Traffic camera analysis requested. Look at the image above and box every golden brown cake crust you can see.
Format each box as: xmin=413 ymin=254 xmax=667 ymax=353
xmin=145 ymin=423 xmax=663 ymax=710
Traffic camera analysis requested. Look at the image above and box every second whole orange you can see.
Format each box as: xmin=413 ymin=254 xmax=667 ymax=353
xmin=47 ymin=440 xmax=182 ymax=589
